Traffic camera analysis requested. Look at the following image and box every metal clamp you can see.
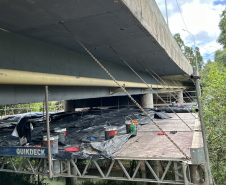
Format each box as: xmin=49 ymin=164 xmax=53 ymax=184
xmin=190 ymin=74 xmax=201 ymax=80
xmin=190 ymin=147 xmax=206 ymax=164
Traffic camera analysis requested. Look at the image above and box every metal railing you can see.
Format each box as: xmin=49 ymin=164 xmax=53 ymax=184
xmin=0 ymin=101 xmax=64 ymax=118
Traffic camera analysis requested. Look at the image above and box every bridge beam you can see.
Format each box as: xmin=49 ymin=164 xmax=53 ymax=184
xmin=0 ymin=30 xmax=191 ymax=105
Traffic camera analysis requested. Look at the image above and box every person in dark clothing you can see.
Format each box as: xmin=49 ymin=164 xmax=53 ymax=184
xmin=16 ymin=117 xmax=32 ymax=144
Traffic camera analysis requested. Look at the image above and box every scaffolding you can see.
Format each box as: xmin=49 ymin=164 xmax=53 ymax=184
xmin=0 ymin=155 xmax=196 ymax=185
xmin=0 ymin=88 xmax=210 ymax=185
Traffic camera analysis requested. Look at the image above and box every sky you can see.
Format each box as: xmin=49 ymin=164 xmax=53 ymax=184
xmin=155 ymin=0 xmax=226 ymax=63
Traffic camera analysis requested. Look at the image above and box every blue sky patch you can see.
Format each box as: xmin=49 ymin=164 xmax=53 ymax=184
xmin=213 ymin=0 xmax=226 ymax=5
xmin=203 ymin=53 xmax=215 ymax=63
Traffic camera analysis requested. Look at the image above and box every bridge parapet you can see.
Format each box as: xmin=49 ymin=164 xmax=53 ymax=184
xmin=121 ymin=0 xmax=192 ymax=75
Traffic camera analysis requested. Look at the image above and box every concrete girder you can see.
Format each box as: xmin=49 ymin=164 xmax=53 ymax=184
xmin=0 ymin=0 xmax=194 ymax=105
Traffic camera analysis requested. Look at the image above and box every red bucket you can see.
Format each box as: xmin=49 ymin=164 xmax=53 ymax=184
xmin=105 ymin=126 xmax=117 ymax=140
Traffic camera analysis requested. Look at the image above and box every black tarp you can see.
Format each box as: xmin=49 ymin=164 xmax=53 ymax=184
xmin=154 ymin=103 xmax=197 ymax=113
xmin=0 ymin=107 xmax=176 ymax=159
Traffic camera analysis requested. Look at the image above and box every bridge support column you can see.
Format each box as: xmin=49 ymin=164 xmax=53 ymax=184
xmin=145 ymin=161 xmax=159 ymax=185
xmin=140 ymin=93 xmax=154 ymax=109
xmin=189 ymin=165 xmax=203 ymax=185
xmin=66 ymin=160 xmax=78 ymax=185
xmin=140 ymin=93 xmax=158 ymax=184
xmin=176 ymin=90 xmax=183 ymax=104
xmin=53 ymin=160 xmax=61 ymax=175
xmin=64 ymin=100 xmax=75 ymax=112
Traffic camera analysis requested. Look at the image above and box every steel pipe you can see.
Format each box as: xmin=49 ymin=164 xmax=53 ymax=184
xmin=0 ymin=68 xmax=187 ymax=89
xmin=45 ymin=86 xmax=52 ymax=178
xmin=193 ymin=67 xmax=212 ymax=185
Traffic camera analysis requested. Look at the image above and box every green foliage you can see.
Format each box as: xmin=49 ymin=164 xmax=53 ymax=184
xmin=200 ymin=62 xmax=224 ymax=86
xmin=184 ymin=45 xmax=194 ymax=58
xmin=174 ymin=33 xmax=185 ymax=50
xmin=0 ymin=158 xmax=37 ymax=185
xmin=194 ymin=47 xmax=204 ymax=71
xmin=216 ymin=9 xmax=226 ymax=69
xmin=0 ymin=101 xmax=63 ymax=116
xmin=215 ymin=48 xmax=226 ymax=66
xmin=174 ymin=33 xmax=204 ymax=70
xmin=217 ymin=10 xmax=226 ymax=48
xmin=0 ymin=172 xmax=36 ymax=185
xmin=0 ymin=157 xmax=48 ymax=185
xmin=201 ymin=62 xmax=226 ymax=184
xmin=207 ymin=59 xmax=213 ymax=65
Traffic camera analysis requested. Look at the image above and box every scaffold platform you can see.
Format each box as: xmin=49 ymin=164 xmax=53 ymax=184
xmin=0 ymin=111 xmax=206 ymax=184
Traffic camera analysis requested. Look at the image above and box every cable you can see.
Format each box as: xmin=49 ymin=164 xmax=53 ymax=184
xmin=175 ymin=80 xmax=193 ymax=102
xmin=139 ymin=61 xmax=196 ymax=119
xmin=162 ymin=69 xmax=194 ymax=102
xmin=174 ymin=80 xmax=193 ymax=101
xmin=142 ymin=61 xmax=194 ymax=109
xmin=109 ymin=45 xmax=194 ymax=129
xmin=175 ymin=0 xmax=193 ymax=42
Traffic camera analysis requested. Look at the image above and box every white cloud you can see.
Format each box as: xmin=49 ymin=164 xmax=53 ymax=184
xmin=191 ymin=30 xmax=215 ymax=42
xmin=155 ymin=0 xmax=225 ymax=63
xmin=156 ymin=0 xmax=192 ymax=18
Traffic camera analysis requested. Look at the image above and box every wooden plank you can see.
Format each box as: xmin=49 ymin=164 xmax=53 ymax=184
xmin=194 ymin=119 xmax=201 ymax=131
xmin=113 ymin=113 xmax=201 ymax=160
xmin=167 ymin=113 xmax=197 ymax=120
xmin=138 ymin=119 xmax=195 ymax=132
xmin=191 ymin=132 xmax=203 ymax=148
xmin=113 ymin=131 xmax=194 ymax=159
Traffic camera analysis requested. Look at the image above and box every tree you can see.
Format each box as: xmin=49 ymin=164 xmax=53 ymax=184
xmin=201 ymin=63 xmax=226 ymax=184
xmin=212 ymin=9 xmax=226 ymax=67
xmin=207 ymin=59 xmax=212 ymax=64
xmin=217 ymin=9 xmax=226 ymax=48
xmin=215 ymin=49 xmax=226 ymax=66
xmin=174 ymin=33 xmax=204 ymax=70
xmin=174 ymin=33 xmax=185 ymax=50
xmin=0 ymin=101 xmax=62 ymax=117
xmin=200 ymin=62 xmax=224 ymax=87
xmin=195 ymin=46 xmax=204 ymax=70
xmin=199 ymin=8 xmax=226 ymax=184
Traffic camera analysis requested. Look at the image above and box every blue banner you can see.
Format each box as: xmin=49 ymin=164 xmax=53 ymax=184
xmin=0 ymin=147 xmax=48 ymax=158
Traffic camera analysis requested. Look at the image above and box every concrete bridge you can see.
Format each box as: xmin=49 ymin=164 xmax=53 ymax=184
xmin=0 ymin=2 xmax=211 ymax=184
xmin=0 ymin=0 xmax=193 ymax=106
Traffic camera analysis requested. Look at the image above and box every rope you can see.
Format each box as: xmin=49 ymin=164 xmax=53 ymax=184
xmin=109 ymin=45 xmax=193 ymax=130
xmin=139 ymin=61 xmax=197 ymax=119
xmin=142 ymin=62 xmax=191 ymax=102
xmin=162 ymin=70 xmax=194 ymax=102
xmin=174 ymin=80 xmax=194 ymax=102
xmin=59 ymin=21 xmax=191 ymax=160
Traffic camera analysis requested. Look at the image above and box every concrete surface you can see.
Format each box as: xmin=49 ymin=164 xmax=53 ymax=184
xmin=0 ymin=0 xmax=194 ymax=105
xmin=0 ymin=0 xmax=192 ymax=76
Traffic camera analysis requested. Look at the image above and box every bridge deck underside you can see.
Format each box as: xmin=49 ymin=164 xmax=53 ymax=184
xmin=114 ymin=113 xmax=202 ymax=160
xmin=0 ymin=0 xmax=190 ymax=76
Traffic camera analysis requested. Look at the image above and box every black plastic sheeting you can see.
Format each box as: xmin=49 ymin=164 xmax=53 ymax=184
xmin=154 ymin=103 xmax=197 ymax=113
xmin=154 ymin=112 xmax=171 ymax=119
xmin=50 ymin=108 xmax=149 ymax=159
xmin=0 ymin=107 xmax=174 ymax=159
